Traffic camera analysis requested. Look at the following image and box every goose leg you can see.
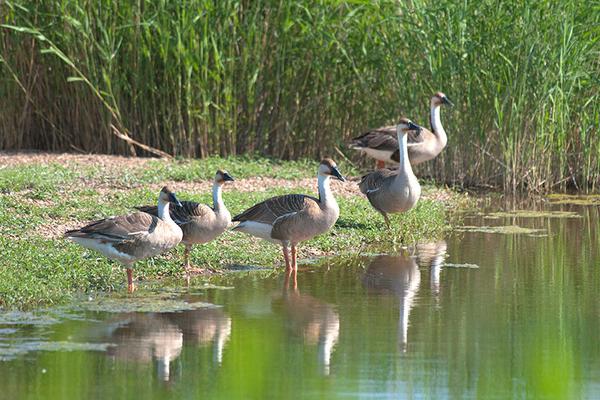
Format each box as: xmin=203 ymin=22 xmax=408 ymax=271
xmin=291 ymin=244 xmax=297 ymax=271
xmin=184 ymin=245 xmax=191 ymax=271
xmin=376 ymin=160 xmax=385 ymax=169
xmin=382 ymin=212 xmax=391 ymax=229
xmin=126 ymin=268 xmax=135 ymax=293
xmin=184 ymin=245 xmax=208 ymax=277
xmin=184 ymin=245 xmax=193 ymax=284
xmin=282 ymin=244 xmax=292 ymax=271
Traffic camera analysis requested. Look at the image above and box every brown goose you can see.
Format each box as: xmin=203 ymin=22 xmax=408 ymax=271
xmin=232 ymin=159 xmax=345 ymax=271
xmin=136 ymin=170 xmax=234 ymax=275
xmin=65 ymin=186 xmax=183 ymax=292
xmin=359 ymin=118 xmax=423 ymax=227
xmin=349 ymin=92 xmax=453 ymax=168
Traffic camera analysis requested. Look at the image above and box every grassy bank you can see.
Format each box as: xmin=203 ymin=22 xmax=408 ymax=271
xmin=0 ymin=153 xmax=468 ymax=309
xmin=1 ymin=1 xmax=599 ymax=192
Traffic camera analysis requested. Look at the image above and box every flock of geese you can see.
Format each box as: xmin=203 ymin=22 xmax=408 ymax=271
xmin=65 ymin=92 xmax=452 ymax=292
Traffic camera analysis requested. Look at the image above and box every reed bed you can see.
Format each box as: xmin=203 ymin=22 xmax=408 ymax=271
xmin=1 ymin=0 xmax=598 ymax=192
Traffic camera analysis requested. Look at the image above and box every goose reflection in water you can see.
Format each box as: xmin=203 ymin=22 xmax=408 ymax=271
xmin=362 ymin=252 xmax=421 ymax=352
xmin=104 ymin=314 xmax=183 ymax=382
xmin=103 ymin=307 xmax=232 ymax=382
xmin=273 ymin=269 xmax=340 ymax=375
xmin=166 ymin=307 xmax=232 ymax=365
xmin=414 ymin=240 xmax=447 ymax=296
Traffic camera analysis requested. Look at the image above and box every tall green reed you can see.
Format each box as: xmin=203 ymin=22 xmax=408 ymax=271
xmin=1 ymin=0 xmax=598 ymax=192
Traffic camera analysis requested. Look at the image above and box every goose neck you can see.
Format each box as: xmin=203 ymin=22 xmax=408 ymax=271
xmin=430 ymin=104 xmax=447 ymax=146
xmin=318 ymin=174 xmax=334 ymax=205
xmin=396 ymin=129 xmax=413 ymax=177
xmin=213 ymin=182 xmax=224 ymax=210
xmin=157 ymin=199 xmax=174 ymax=224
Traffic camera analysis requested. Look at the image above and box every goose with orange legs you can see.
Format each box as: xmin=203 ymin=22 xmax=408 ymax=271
xmin=232 ymin=159 xmax=345 ymax=271
xmin=65 ymin=186 xmax=183 ymax=292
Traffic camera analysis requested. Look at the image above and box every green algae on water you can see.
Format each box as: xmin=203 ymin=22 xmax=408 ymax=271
xmin=456 ymin=225 xmax=545 ymax=235
xmin=78 ymin=295 xmax=218 ymax=313
xmin=443 ymin=263 xmax=480 ymax=269
xmin=0 ymin=341 xmax=113 ymax=361
xmin=546 ymin=194 xmax=600 ymax=205
xmin=0 ymin=312 xmax=59 ymax=326
xmin=483 ymin=210 xmax=581 ymax=219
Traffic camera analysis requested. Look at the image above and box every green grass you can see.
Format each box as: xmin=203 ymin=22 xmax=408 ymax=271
xmin=0 ymin=156 xmax=467 ymax=309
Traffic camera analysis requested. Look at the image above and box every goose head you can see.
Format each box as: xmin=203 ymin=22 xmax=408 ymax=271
xmin=396 ymin=118 xmax=423 ymax=137
xmin=319 ymin=158 xmax=346 ymax=182
xmin=215 ymin=169 xmax=235 ymax=185
xmin=432 ymin=92 xmax=454 ymax=107
xmin=159 ymin=186 xmax=183 ymax=207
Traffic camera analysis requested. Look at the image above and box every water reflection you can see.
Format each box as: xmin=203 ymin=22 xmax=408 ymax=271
xmin=274 ymin=269 xmax=340 ymax=375
xmin=167 ymin=308 xmax=231 ymax=365
xmin=3 ymin=202 xmax=598 ymax=399
xmin=414 ymin=240 xmax=447 ymax=295
xmin=104 ymin=314 xmax=183 ymax=381
xmin=362 ymin=252 xmax=421 ymax=352
xmin=102 ymin=307 xmax=232 ymax=381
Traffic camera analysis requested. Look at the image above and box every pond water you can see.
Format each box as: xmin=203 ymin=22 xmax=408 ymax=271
xmin=1 ymin=199 xmax=599 ymax=399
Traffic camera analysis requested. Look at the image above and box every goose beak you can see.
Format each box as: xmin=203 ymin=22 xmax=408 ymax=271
xmin=443 ymin=96 xmax=454 ymax=107
xmin=331 ymin=167 xmax=346 ymax=182
xmin=408 ymin=121 xmax=423 ymax=136
xmin=169 ymin=193 xmax=183 ymax=207
xmin=223 ymin=172 xmax=235 ymax=182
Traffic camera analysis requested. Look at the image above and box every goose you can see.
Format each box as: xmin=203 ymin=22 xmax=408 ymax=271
xmin=136 ymin=170 xmax=234 ymax=275
xmin=349 ymin=92 xmax=453 ymax=168
xmin=65 ymin=186 xmax=183 ymax=293
xmin=358 ymin=118 xmax=423 ymax=227
xmin=232 ymin=158 xmax=345 ymax=271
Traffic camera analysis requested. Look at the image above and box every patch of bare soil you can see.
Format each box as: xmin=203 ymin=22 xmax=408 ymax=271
xmin=0 ymin=151 xmax=154 ymax=170
xmin=1 ymin=151 xmax=445 ymax=200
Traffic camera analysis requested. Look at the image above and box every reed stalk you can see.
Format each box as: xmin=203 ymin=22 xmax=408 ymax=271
xmin=1 ymin=0 xmax=598 ymax=192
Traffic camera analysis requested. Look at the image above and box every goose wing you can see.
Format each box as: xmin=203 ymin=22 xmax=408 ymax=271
xmin=170 ymin=201 xmax=214 ymax=225
xmin=233 ymin=194 xmax=317 ymax=226
xmin=358 ymin=169 xmax=397 ymax=195
xmin=65 ymin=212 xmax=159 ymax=242
xmin=350 ymin=126 xmax=397 ymax=151
xmin=136 ymin=201 xmax=213 ymax=226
